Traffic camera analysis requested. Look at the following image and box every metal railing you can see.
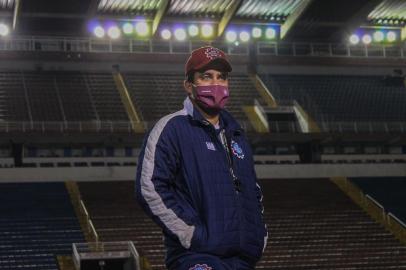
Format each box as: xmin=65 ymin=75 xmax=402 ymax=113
xmin=0 ymin=120 xmax=257 ymax=133
xmin=318 ymin=121 xmax=406 ymax=133
xmin=0 ymin=121 xmax=144 ymax=133
xmin=365 ymin=194 xmax=386 ymax=221
xmin=257 ymin=41 xmax=406 ymax=59
xmin=72 ymin=241 xmax=140 ymax=270
xmin=79 ymin=199 xmax=99 ymax=243
xmin=0 ymin=120 xmax=405 ymax=133
xmin=0 ymin=35 xmax=404 ymax=59
xmin=388 ymin=212 xmax=406 ymax=229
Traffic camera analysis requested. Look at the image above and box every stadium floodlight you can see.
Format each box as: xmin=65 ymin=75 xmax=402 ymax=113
xmin=174 ymin=28 xmax=187 ymax=41
xmin=135 ymin=21 xmax=149 ymax=36
xmin=225 ymin=31 xmax=237 ymax=42
xmin=93 ymin=26 xmax=105 ymax=38
xmin=0 ymin=23 xmax=10 ymax=37
xmin=362 ymin=34 xmax=372 ymax=45
xmin=188 ymin=25 xmax=199 ymax=37
xmin=122 ymin=22 xmax=134 ymax=35
xmin=252 ymin=27 xmax=262 ymax=38
xmin=201 ymin=24 xmax=214 ymax=38
xmin=265 ymin=27 xmax=276 ymax=39
xmin=373 ymin=31 xmax=384 ymax=42
xmin=239 ymin=31 xmax=250 ymax=42
xmin=349 ymin=34 xmax=360 ymax=45
xmin=107 ymin=26 xmax=121 ymax=39
xmin=161 ymin=29 xmax=171 ymax=40
xmin=387 ymin=31 xmax=397 ymax=42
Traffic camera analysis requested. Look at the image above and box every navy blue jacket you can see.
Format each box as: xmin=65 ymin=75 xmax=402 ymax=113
xmin=135 ymin=97 xmax=268 ymax=267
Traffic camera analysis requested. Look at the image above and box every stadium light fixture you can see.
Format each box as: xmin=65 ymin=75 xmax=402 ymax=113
xmin=361 ymin=34 xmax=372 ymax=45
xmin=387 ymin=31 xmax=397 ymax=42
xmin=0 ymin=23 xmax=10 ymax=37
xmin=239 ymin=31 xmax=250 ymax=42
xmin=135 ymin=21 xmax=149 ymax=36
xmin=174 ymin=28 xmax=187 ymax=41
xmin=252 ymin=27 xmax=262 ymax=39
xmin=188 ymin=25 xmax=199 ymax=37
xmin=349 ymin=34 xmax=360 ymax=45
xmin=373 ymin=31 xmax=384 ymax=42
xmin=265 ymin=27 xmax=276 ymax=39
xmin=225 ymin=31 xmax=237 ymax=42
xmin=107 ymin=26 xmax=121 ymax=39
xmin=122 ymin=22 xmax=134 ymax=35
xmin=161 ymin=29 xmax=171 ymax=40
xmin=93 ymin=26 xmax=105 ymax=38
xmin=201 ymin=24 xmax=214 ymax=38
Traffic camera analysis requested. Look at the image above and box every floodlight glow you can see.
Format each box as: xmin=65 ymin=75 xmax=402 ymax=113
xmin=225 ymin=31 xmax=237 ymax=42
xmin=107 ymin=26 xmax=121 ymax=39
xmin=265 ymin=28 xmax=276 ymax=39
xmin=0 ymin=23 xmax=10 ymax=37
xmin=201 ymin=24 xmax=214 ymax=38
xmin=161 ymin=29 xmax=171 ymax=40
xmin=252 ymin=27 xmax=262 ymax=38
xmin=239 ymin=31 xmax=250 ymax=42
xmin=373 ymin=31 xmax=384 ymax=42
xmin=349 ymin=34 xmax=360 ymax=44
xmin=387 ymin=31 xmax=397 ymax=42
xmin=93 ymin=26 xmax=105 ymax=38
xmin=362 ymin=34 xmax=372 ymax=45
xmin=174 ymin=28 xmax=187 ymax=41
xmin=188 ymin=25 xmax=199 ymax=37
xmin=122 ymin=23 xmax=133 ymax=35
xmin=135 ymin=21 xmax=149 ymax=36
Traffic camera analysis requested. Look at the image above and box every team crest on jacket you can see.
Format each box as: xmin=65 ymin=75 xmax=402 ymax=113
xmin=231 ymin=140 xmax=244 ymax=159
xmin=189 ymin=264 xmax=212 ymax=270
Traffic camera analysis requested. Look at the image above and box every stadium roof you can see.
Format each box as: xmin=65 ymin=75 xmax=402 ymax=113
xmin=0 ymin=0 xmax=404 ymax=41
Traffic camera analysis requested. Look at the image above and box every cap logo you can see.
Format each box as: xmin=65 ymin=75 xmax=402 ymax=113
xmin=204 ymin=47 xmax=222 ymax=60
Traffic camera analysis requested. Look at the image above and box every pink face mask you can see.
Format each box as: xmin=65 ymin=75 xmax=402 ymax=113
xmin=192 ymin=84 xmax=229 ymax=113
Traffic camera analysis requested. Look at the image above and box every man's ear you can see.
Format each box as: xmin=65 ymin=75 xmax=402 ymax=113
xmin=183 ymin=80 xmax=193 ymax=96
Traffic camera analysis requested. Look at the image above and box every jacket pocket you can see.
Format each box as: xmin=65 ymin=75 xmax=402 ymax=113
xmin=189 ymin=219 xmax=207 ymax=250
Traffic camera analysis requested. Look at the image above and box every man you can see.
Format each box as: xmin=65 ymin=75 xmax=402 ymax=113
xmin=136 ymin=46 xmax=268 ymax=270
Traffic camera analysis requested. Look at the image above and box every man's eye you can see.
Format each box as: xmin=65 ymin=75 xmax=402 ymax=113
xmin=202 ymin=74 xmax=211 ymax=79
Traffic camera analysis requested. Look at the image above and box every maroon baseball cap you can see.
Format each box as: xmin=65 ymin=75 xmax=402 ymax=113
xmin=185 ymin=46 xmax=232 ymax=76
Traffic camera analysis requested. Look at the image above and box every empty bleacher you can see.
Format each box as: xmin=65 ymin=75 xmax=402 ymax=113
xmin=84 ymin=72 xmax=129 ymax=121
xmin=259 ymin=178 xmax=406 ymax=269
xmin=0 ymin=182 xmax=85 ymax=270
xmin=77 ymin=179 xmax=406 ymax=270
xmin=259 ymin=74 xmax=406 ymax=125
xmin=0 ymin=72 xmax=30 ymax=121
xmin=0 ymin=71 xmax=129 ymax=124
xmin=122 ymin=72 xmax=265 ymax=122
xmin=77 ymin=181 xmax=165 ymax=270
xmin=23 ymin=72 xmax=63 ymax=122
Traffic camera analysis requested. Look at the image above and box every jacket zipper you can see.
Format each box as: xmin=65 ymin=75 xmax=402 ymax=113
xmin=219 ymin=129 xmax=242 ymax=194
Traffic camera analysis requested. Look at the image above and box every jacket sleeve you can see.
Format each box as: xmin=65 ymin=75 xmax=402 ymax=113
xmin=135 ymin=119 xmax=198 ymax=249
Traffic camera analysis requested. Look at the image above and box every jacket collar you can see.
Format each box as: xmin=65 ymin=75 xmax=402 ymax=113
xmin=183 ymin=97 xmax=243 ymax=135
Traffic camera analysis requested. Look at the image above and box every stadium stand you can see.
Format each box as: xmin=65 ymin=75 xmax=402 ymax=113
xmin=259 ymin=74 xmax=406 ymax=125
xmin=75 ymin=179 xmax=406 ymax=270
xmin=0 ymin=71 xmax=129 ymax=123
xmin=0 ymin=182 xmax=85 ymax=270
xmin=0 ymin=72 xmax=30 ymax=121
xmin=77 ymin=181 xmax=165 ymax=269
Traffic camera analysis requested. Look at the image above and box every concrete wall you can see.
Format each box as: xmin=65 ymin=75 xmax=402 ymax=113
xmin=0 ymin=163 xmax=405 ymax=183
